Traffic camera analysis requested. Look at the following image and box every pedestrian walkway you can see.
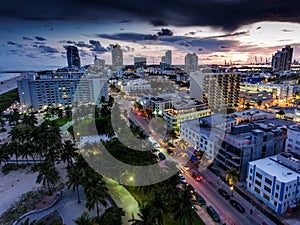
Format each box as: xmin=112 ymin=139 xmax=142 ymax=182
xmin=104 ymin=178 xmax=140 ymax=225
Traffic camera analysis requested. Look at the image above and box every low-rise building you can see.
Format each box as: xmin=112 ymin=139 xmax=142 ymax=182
xmin=163 ymin=99 xmax=211 ymax=131
xmin=215 ymin=123 xmax=285 ymax=180
xmin=285 ymin=125 xmax=300 ymax=155
xmin=246 ymin=153 xmax=300 ymax=214
xmin=121 ymin=79 xmax=151 ymax=93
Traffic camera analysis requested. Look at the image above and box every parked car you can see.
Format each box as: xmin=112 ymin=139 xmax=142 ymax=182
xmin=158 ymin=152 xmax=166 ymax=160
xmin=206 ymin=206 xmax=220 ymax=222
xmin=191 ymin=171 xmax=203 ymax=181
xmin=196 ymin=193 xmax=206 ymax=206
xmin=178 ymin=174 xmax=186 ymax=183
xmin=218 ymin=188 xmax=230 ymax=200
xmin=229 ymin=199 xmax=245 ymax=213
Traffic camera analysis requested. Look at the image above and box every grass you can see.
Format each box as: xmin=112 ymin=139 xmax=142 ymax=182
xmin=0 ymin=88 xmax=19 ymax=113
xmin=53 ymin=117 xmax=71 ymax=127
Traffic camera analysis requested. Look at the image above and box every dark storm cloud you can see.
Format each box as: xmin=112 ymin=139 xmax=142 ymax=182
xmin=89 ymin=40 xmax=107 ymax=53
xmin=38 ymin=45 xmax=59 ymax=53
xmin=281 ymin=29 xmax=294 ymax=32
xmin=7 ymin=41 xmax=25 ymax=48
xmin=1 ymin=0 xmax=299 ymax=31
xmin=117 ymin=19 xmax=132 ymax=23
xmin=22 ymin=36 xmax=33 ymax=41
xmin=96 ymin=33 xmax=147 ymax=41
xmin=149 ymin=18 xmax=168 ymax=27
xmin=143 ymin=34 xmax=158 ymax=40
xmin=157 ymin=28 xmax=173 ymax=36
xmin=35 ymin=36 xmax=47 ymax=41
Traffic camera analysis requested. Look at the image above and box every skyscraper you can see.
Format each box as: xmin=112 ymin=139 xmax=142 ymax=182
xmin=165 ymin=50 xmax=172 ymax=67
xmin=112 ymin=44 xmax=123 ymax=69
xmin=94 ymin=55 xmax=105 ymax=70
xmin=66 ymin=46 xmax=81 ymax=68
xmin=272 ymin=45 xmax=293 ymax=72
xmin=190 ymin=71 xmax=240 ymax=112
xmin=134 ymin=57 xmax=146 ymax=68
xmin=185 ymin=53 xmax=198 ymax=71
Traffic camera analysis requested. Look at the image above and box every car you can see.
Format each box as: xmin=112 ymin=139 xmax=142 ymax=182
xmin=229 ymin=199 xmax=245 ymax=213
xmin=218 ymin=188 xmax=230 ymax=200
xmin=178 ymin=174 xmax=186 ymax=183
xmin=182 ymin=164 xmax=190 ymax=171
xmin=191 ymin=171 xmax=203 ymax=181
xmin=158 ymin=152 xmax=166 ymax=161
xmin=186 ymin=184 xmax=195 ymax=193
xmin=196 ymin=193 xmax=206 ymax=206
xmin=206 ymin=206 xmax=220 ymax=222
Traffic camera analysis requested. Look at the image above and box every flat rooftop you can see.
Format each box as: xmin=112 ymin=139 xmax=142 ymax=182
xmin=249 ymin=156 xmax=300 ymax=182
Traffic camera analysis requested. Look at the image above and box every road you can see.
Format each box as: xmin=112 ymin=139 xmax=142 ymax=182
xmin=125 ymin=107 xmax=276 ymax=225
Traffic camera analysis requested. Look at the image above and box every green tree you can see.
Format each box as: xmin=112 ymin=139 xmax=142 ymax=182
xmin=36 ymin=162 xmax=59 ymax=195
xmin=128 ymin=203 xmax=156 ymax=225
xmin=97 ymin=206 xmax=125 ymax=225
xmin=172 ymin=185 xmax=199 ymax=225
xmin=257 ymin=100 xmax=262 ymax=109
xmin=149 ymin=192 xmax=169 ymax=225
xmin=67 ymin=168 xmax=82 ymax=203
xmin=74 ymin=211 xmax=93 ymax=225
xmin=226 ymin=167 xmax=239 ymax=186
xmin=61 ymin=140 xmax=78 ymax=168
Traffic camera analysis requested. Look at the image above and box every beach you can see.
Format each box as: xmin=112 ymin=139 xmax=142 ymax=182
xmin=0 ymin=75 xmax=24 ymax=95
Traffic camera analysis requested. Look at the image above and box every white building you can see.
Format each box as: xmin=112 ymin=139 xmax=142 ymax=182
xmin=163 ymin=98 xmax=211 ymax=131
xmin=121 ymin=79 xmax=151 ymax=93
xmin=165 ymin=50 xmax=172 ymax=66
xmin=246 ymin=154 xmax=300 ymax=214
xmin=227 ymin=109 xmax=276 ymax=125
xmin=180 ymin=114 xmax=232 ymax=161
xmin=285 ymin=125 xmax=300 ymax=154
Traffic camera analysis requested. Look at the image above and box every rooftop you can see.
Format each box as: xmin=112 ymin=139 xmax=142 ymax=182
xmin=250 ymin=156 xmax=300 ymax=183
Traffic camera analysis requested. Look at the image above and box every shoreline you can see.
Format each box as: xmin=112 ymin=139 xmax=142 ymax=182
xmin=0 ymin=75 xmax=24 ymax=95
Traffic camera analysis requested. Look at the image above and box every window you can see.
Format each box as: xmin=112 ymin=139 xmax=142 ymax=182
xmin=254 ymin=187 xmax=260 ymax=194
xmin=249 ymin=176 xmax=252 ymax=181
xmin=274 ymin=201 xmax=278 ymax=206
xmin=275 ymin=193 xmax=278 ymax=198
xmin=256 ymin=172 xmax=262 ymax=179
xmin=265 ymin=178 xmax=272 ymax=185
xmin=263 ymin=193 xmax=270 ymax=201
xmin=264 ymin=186 xmax=271 ymax=193
xmin=250 ymin=168 xmax=253 ymax=173
xmin=255 ymin=180 xmax=261 ymax=186
xmin=276 ymin=184 xmax=280 ymax=190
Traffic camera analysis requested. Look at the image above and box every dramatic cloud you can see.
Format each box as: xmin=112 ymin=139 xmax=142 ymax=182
xmin=7 ymin=41 xmax=25 ymax=48
xmin=157 ymin=28 xmax=173 ymax=36
xmin=38 ymin=45 xmax=59 ymax=53
xmin=22 ymin=36 xmax=33 ymax=41
xmin=35 ymin=36 xmax=47 ymax=41
xmin=96 ymin=33 xmax=147 ymax=41
xmin=149 ymin=18 xmax=168 ymax=27
xmin=89 ymin=40 xmax=107 ymax=53
xmin=281 ymin=29 xmax=294 ymax=32
xmin=1 ymin=0 xmax=299 ymax=31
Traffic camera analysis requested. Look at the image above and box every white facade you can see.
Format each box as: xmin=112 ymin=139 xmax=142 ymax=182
xmin=285 ymin=125 xmax=300 ymax=154
xmin=121 ymin=79 xmax=151 ymax=93
xmin=247 ymin=155 xmax=300 ymax=214
xmin=112 ymin=44 xmax=123 ymax=69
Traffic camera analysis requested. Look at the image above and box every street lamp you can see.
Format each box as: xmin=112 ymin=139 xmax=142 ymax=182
xmin=230 ymin=185 xmax=234 ymax=197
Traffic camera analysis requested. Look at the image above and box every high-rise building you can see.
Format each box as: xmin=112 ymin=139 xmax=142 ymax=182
xmin=66 ymin=46 xmax=81 ymax=68
xmin=94 ymin=56 xmax=105 ymax=70
xmin=190 ymin=71 xmax=241 ymax=112
xmin=134 ymin=57 xmax=146 ymax=68
xmin=18 ymin=71 xmax=109 ymax=110
xmin=112 ymin=44 xmax=123 ymax=69
xmin=272 ymin=45 xmax=293 ymax=72
xmin=165 ymin=50 xmax=172 ymax=67
xmin=185 ymin=53 xmax=198 ymax=71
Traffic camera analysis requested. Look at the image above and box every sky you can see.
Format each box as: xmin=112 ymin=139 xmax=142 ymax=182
xmin=0 ymin=0 xmax=300 ymax=70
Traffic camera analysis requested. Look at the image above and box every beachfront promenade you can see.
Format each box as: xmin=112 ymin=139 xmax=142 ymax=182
xmin=15 ymin=179 xmax=139 ymax=225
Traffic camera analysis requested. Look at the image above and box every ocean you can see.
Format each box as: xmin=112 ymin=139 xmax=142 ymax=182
xmin=0 ymin=73 xmax=21 ymax=82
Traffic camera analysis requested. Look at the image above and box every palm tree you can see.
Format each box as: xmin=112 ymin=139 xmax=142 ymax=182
xmin=0 ymin=142 xmax=10 ymax=166
xmin=84 ymin=170 xmax=108 ymax=217
xmin=128 ymin=203 xmax=157 ymax=225
xmin=149 ymin=192 xmax=170 ymax=225
xmin=61 ymin=140 xmax=78 ymax=168
xmin=226 ymin=167 xmax=239 ymax=187
xmin=36 ymin=162 xmax=59 ymax=195
xmin=97 ymin=206 xmax=125 ymax=225
xmin=172 ymin=185 xmax=199 ymax=225
xmin=67 ymin=168 xmax=82 ymax=203
xmin=74 ymin=211 xmax=93 ymax=225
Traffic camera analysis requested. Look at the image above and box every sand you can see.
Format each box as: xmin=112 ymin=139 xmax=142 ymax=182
xmin=0 ymin=162 xmax=68 ymax=217
xmin=0 ymin=75 xmax=24 ymax=95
